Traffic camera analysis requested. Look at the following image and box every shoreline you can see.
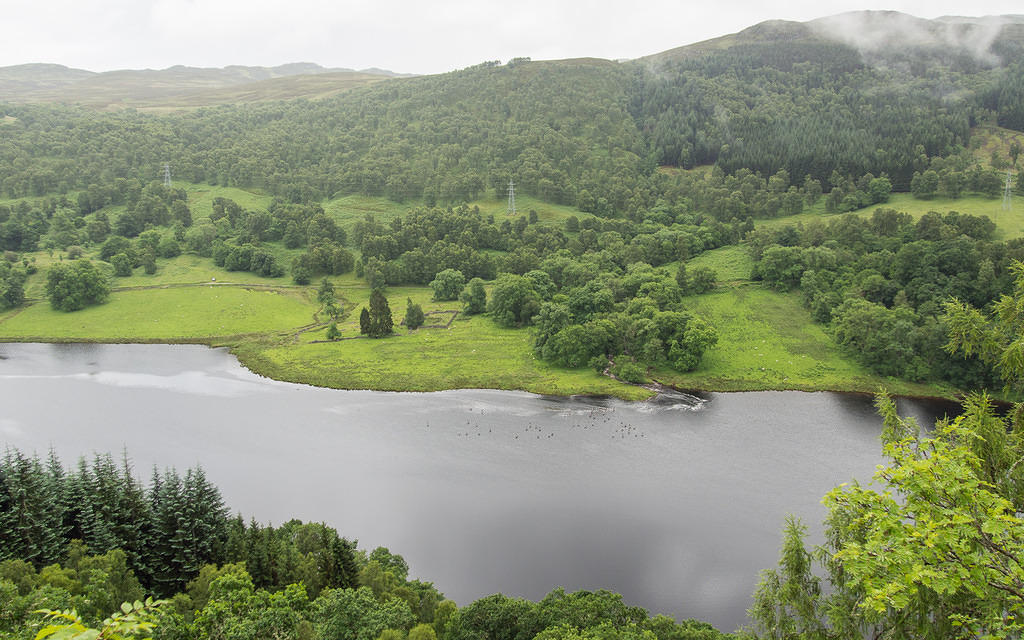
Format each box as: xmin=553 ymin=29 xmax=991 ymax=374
xmin=0 ymin=337 xmax=981 ymax=403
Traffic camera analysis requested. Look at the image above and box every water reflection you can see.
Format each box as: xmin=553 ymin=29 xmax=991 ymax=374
xmin=0 ymin=343 xmax=963 ymax=632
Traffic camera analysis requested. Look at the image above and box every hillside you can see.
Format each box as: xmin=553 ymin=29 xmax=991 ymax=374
xmin=640 ymin=11 xmax=1024 ymax=69
xmin=0 ymin=62 xmax=405 ymax=109
xmin=1 ymin=10 xmax=1024 ymax=401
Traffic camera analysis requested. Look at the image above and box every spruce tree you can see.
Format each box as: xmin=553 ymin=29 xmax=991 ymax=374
xmin=367 ymin=288 xmax=393 ymax=337
xmin=44 ymin=448 xmax=70 ymax=545
xmin=115 ymin=451 xmax=151 ymax=584
xmin=147 ymin=467 xmax=188 ymax=596
xmin=87 ymin=453 xmax=122 ymax=553
xmin=0 ymin=450 xmax=64 ymax=567
xmin=359 ymin=307 xmax=371 ymax=335
xmin=181 ymin=466 xmax=228 ymax=573
xmin=404 ymin=298 xmax=425 ymax=330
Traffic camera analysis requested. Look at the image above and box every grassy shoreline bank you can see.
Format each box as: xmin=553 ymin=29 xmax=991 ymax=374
xmin=4 ymin=182 xmax=1016 ymax=403
xmin=0 ymin=268 xmax=970 ymax=402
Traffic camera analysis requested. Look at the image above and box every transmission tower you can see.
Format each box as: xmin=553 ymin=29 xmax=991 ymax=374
xmin=1004 ymin=169 xmax=1013 ymax=211
xmin=163 ymin=163 xmax=172 ymax=188
xmin=506 ymin=179 xmax=516 ymax=215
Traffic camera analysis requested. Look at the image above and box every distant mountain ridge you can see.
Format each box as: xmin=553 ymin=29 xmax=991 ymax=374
xmin=3 ymin=11 xmax=1024 ymax=110
xmin=639 ymin=11 xmax=1024 ymax=69
xmin=0 ymin=62 xmax=412 ymax=109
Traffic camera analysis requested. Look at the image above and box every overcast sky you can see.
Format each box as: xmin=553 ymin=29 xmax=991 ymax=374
xmin=2 ymin=0 xmax=1023 ymax=74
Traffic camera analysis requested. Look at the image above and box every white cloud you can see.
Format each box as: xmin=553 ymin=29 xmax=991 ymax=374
xmin=1 ymin=0 xmax=1022 ymax=73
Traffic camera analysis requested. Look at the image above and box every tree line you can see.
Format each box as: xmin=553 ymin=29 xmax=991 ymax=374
xmin=0 ymin=448 xmax=730 ymax=640
xmin=746 ymin=208 xmax=1024 ymax=387
xmin=746 ymin=263 xmax=1024 ymax=639
xmin=1 ymin=46 xmax=1020 ymax=218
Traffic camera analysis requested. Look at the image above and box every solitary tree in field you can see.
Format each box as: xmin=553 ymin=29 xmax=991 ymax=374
xmin=404 ymin=298 xmax=425 ymax=330
xmin=45 ymin=259 xmax=110 ymax=311
xmin=326 ymin=322 xmax=341 ymax=341
xmin=318 ymin=279 xmax=340 ymax=320
xmin=361 ymin=289 xmax=393 ymax=338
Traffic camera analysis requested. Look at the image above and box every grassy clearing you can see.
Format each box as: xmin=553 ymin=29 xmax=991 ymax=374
xmin=970 ymin=125 xmax=1024 ymax=167
xmin=181 ymin=183 xmax=274 ymax=222
xmin=880 ymin=193 xmax=1024 ymax=240
xmin=322 ymin=191 xmax=595 ymax=235
xmin=19 ymin=253 xmax=297 ymax=300
xmin=659 ymin=286 xmax=955 ymax=397
xmin=758 ymin=193 xmax=1024 ymax=240
xmin=110 ymin=255 xmax=301 ymax=289
xmin=245 ymin=283 xmax=649 ymax=399
xmin=323 ymin=194 xmax=417 ymax=228
xmin=239 ymin=307 xmax=650 ymax=400
xmin=687 ymin=245 xmax=753 ymax=283
xmin=0 ymin=286 xmax=316 ymax=341
xmin=465 ymin=194 xmax=594 ymax=226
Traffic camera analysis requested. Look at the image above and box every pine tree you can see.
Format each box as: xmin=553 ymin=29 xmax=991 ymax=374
xmin=44 ymin=448 xmax=70 ymax=545
xmin=404 ymin=297 xmax=425 ymax=330
xmin=367 ymin=288 xmax=393 ymax=337
xmin=115 ymin=450 xmax=151 ymax=585
xmin=146 ymin=467 xmax=187 ymax=596
xmin=359 ymin=307 xmax=371 ymax=335
xmin=181 ymin=466 xmax=228 ymax=572
xmin=86 ymin=453 xmax=121 ymax=553
xmin=223 ymin=513 xmax=248 ymax=564
xmin=0 ymin=450 xmax=64 ymax=567
xmin=246 ymin=519 xmax=274 ymax=589
xmin=332 ymin=535 xmax=360 ymax=590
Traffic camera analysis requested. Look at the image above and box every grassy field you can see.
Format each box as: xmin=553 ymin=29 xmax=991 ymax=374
xmin=0 ymin=286 xmax=316 ymax=341
xmin=238 ymin=308 xmax=650 ymax=400
xmin=20 ymin=253 xmax=301 ymax=300
xmin=658 ymin=286 xmax=954 ymax=397
xmin=758 ymin=192 xmax=1024 ymax=240
xmin=686 ymin=245 xmax=754 ymax=283
xmin=323 ymin=191 xmax=595 ymax=230
xmin=180 ymin=183 xmax=274 ymax=222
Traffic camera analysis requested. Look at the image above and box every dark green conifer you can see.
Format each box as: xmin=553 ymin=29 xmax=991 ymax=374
xmin=404 ymin=298 xmax=425 ymax=330
xmin=367 ymin=289 xmax=393 ymax=337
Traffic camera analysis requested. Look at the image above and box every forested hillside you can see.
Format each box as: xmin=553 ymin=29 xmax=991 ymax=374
xmin=1 ymin=13 xmax=1021 ymax=214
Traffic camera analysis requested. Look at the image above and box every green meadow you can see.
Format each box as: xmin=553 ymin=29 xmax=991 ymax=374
xmin=3 ymin=180 xmax=1008 ymax=401
xmin=685 ymin=245 xmax=754 ymax=283
xmin=323 ymin=192 xmax=596 ymax=229
xmin=0 ymin=286 xmax=315 ymax=341
xmin=652 ymin=286 xmax=953 ymax=397
xmin=181 ymin=184 xmax=274 ymax=221
xmin=759 ymin=193 xmax=1024 ymax=241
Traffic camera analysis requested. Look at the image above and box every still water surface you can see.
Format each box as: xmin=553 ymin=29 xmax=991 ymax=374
xmin=0 ymin=343 xmax=960 ymax=631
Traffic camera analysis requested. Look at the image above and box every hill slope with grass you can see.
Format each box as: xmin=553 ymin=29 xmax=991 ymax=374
xmin=2 ymin=11 xmax=1024 ymax=399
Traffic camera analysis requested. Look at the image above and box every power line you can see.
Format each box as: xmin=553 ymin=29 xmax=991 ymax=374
xmin=1004 ymin=169 xmax=1013 ymax=211
xmin=506 ymin=179 xmax=516 ymax=215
